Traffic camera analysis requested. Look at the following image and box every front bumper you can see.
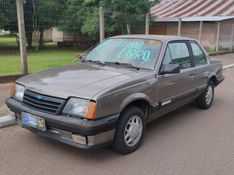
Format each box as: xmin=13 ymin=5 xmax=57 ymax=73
xmin=6 ymin=98 xmax=119 ymax=149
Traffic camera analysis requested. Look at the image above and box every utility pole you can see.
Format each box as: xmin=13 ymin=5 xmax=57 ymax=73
xmin=178 ymin=18 xmax=182 ymax=36
xmin=16 ymin=0 xmax=28 ymax=75
xmin=145 ymin=13 xmax=149 ymax=35
xmin=216 ymin=22 xmax=221 ymax=54
xmin=199 ymin=21 xmax=203 ymax=43
xmin=230 ymin=24 xmax=234 ymax=52
xmin=99 ymin=6 xmax=105 ymax=43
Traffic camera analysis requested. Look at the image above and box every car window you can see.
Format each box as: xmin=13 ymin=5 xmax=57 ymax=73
xmin=162 ymin=42 xmax=191 ymax=69
xmin=191 ymin=42 xmax=207 ymax=66
xmin=162 ymin=47 xmax=171 ymax=65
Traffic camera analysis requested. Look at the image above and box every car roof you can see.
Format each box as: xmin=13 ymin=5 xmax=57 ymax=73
xmin=110 ymin=34 xmax=195 ymax=42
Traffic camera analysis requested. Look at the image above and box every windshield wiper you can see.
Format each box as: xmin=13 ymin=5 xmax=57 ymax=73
xmin=105 ymin=61 xmax=141 ymax=70
xmin=85 ymin=60 xmax=105 ymax=66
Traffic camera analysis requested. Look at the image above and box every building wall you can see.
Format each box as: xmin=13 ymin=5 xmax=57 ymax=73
xmin=165 ymin=22 xmax=217 ymax=50
xmin=219 ymin=19 xmax=234 ymax=49
xmin=150 ymin=19 xmax=234 ymax=51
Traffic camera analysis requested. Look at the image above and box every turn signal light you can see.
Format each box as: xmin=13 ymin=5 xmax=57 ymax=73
xmin=9 ymin=83 xmax=15 ymax=97
xmin=86 ymin=101 xmax=96 ymax=120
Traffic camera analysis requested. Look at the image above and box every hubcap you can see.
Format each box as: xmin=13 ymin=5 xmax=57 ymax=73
xmin=205 ymin=85 xmax=213 ymax=105
xmin=124 ymin=115 xmax=143 ymax=147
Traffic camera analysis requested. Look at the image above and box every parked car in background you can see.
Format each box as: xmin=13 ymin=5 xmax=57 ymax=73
xmin=6 ymin=35 xmax=224 ymax=154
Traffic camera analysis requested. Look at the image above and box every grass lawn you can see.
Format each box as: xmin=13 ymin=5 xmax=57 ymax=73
xmin=0 ymin=36 xmax=18 ymax=47
xmin=0 ymin=35 xmax=58 ymax=48
xmin=0 ymin=50 xmax=81 ymax=76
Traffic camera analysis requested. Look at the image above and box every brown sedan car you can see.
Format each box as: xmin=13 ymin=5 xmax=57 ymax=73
xmin=6 ymin=35 xmax=224 ymax=154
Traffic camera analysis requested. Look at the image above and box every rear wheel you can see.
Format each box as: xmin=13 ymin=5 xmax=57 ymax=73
xmin=196 ymin=81 xmax=214 ymax=109
xmin=112 ymin=106 xmax=145 ymax=154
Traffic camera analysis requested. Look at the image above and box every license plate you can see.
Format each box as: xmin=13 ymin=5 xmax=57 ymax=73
xmin=21 ymin=113 xmax=46 ymax=131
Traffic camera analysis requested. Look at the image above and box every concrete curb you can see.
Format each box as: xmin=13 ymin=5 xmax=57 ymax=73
xmin=0 ymin=115 xmax=16 ymax=128
xmin=223 ymin=64 xmax=234 ymax=70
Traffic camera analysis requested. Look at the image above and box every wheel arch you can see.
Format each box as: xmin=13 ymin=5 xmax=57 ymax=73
xmin=119 ymin=93 xmax=152 ymax=121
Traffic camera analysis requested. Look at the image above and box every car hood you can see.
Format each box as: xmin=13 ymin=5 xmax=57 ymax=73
xmin=17 ymin=63 xmax=148 ymax=99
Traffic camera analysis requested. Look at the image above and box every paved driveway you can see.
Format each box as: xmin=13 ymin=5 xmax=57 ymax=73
xmin=0 ymin=66 xmax=233 ymax=175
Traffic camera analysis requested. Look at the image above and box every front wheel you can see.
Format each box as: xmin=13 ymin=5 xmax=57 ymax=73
xmin=196 ymin=82 xmax=214 ymax=109
xmin=112 ymin=106 xmax=145 ymax=154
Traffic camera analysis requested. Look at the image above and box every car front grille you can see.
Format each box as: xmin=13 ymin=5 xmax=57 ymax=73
xmin=23 ymin=90 xmax=66 ymax=115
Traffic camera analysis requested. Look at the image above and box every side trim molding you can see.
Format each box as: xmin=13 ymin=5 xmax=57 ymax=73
xmin=151 ymin=84 xmax=207 ymax=113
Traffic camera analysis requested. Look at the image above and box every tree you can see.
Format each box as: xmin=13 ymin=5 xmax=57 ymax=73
xmin=59 ymin=0 xmax=85 ymax=47
xmin=80 ymin=0 xmax=159 ymax=40
xmin=0 ymin=0 xmax=19 ymax=45
xmin=0 ymin=1 xmax=36 ymax=48
xmin=0 ymin=0 xmax=65 ymax=49
xmin=102 ymin=0 xmax=152 ymax=34
xmin=33 ymin=0 xmax=65 ymax=49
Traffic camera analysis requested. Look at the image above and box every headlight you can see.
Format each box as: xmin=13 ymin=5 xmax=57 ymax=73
xmin=63 ymin=98 xmax=96 ymax=120
xmin=11 ymin=83 xmax=25 ymax=101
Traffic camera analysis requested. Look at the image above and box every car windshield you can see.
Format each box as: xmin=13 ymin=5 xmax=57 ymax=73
xmin=85 ymin=38 xmax=162 ymax=70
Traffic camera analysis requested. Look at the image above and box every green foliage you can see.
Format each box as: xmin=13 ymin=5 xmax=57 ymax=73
xmin=35 ymin=0 xmax=65 ymax=31
xmin=0 ymin=0 xmax=159 ymax=45
xmin=60 ymin=0 xmax=156 ymax=40
xmin=81 ymin=7 xmax=99 ymax=40
xmin=0 ymin=0 xmax=65 ymax=48
xmin=105 ymin=0 xmax=150 ymax=34
xmin=0 ymin=0 xmax=18 ymax=32
xmin=59 ymin=0 xmax=85 ymax=36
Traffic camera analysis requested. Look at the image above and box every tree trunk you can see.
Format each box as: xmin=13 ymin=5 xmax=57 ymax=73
xmin=126 ymin=24 xmax=131 ymax=34
xmin=26 ymin=31 xmax=33 ymax=49
xmin=39 ymin=29 xmax=44 ymax=49
xmin=73 ymin=35 xmax=77 ymax=49
xmin=14 ymin=33 xmax=20 ymax=49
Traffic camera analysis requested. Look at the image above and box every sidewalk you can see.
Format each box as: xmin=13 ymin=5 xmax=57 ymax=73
xmin=211 ymin=53 xmax=234 ymax=66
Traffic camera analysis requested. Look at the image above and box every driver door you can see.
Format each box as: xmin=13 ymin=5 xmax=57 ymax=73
xmin=151 ymin=41 xmax=197 ymax=119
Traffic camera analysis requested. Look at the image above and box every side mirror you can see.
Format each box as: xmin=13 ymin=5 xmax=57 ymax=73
xmin=79 ymin=55 xmax=86 ymax=62
xmin=160 ymin=64 xmax=180 ymax=75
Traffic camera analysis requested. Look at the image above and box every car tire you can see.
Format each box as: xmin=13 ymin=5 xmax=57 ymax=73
xmin=196 ymin=81 xmax=214 ymax=109
xmin=112 ymin=106 xmax=145 ymax=154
